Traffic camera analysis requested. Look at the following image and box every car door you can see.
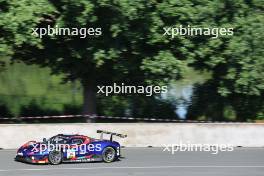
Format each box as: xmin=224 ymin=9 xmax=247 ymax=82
xmin=67 ymin=138 xmax=85 ymax=159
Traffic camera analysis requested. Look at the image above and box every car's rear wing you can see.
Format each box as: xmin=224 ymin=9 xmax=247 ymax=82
xmin=97 ymin=130 xmax=127 ymax=141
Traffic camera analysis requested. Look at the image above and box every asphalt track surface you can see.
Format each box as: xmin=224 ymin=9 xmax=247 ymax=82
xmin=0 ymin=148 xmax=264 ymax=176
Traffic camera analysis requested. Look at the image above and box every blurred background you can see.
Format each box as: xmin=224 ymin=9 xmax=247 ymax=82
xmin=0 ymin=0 xmax=263 ymax=122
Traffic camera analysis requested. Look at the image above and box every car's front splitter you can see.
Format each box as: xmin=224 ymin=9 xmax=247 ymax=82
xmin=15 ymin=155 xmax=49 ymax=164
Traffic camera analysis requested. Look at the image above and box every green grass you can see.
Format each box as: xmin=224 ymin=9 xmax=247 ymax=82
xmin=0 ymin=59 xmax=83 ymax=116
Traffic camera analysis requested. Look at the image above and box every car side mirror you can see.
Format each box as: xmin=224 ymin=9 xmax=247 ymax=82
xmin=43 ymin=138 xmax=47 ymax=143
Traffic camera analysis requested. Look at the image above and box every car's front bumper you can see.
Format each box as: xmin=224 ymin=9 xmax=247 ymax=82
xmin=15 ymin=155 xmax=48 ymax=164
xmin=15 ymin=155 xmax=35 ymax=163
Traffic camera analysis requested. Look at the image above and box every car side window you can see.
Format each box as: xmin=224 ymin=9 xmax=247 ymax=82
xmin=71 ymin=138 xmax=84 ymax=145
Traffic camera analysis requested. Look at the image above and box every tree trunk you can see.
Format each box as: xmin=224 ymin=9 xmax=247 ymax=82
xmin=82 ymin=80 xmax=97 ymax=120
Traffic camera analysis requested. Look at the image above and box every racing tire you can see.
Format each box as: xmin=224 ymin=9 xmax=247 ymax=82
xmin=48 ymin=150 xmax=63 ymax=165
xmin=102 ymin=147 xmax=116 ymax=163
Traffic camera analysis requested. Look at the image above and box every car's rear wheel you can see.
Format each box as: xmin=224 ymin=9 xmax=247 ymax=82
xmin=48 ymin=150 xmax=62 ymax=165
xmin=102 ymin=147 xmax=116 ymax=163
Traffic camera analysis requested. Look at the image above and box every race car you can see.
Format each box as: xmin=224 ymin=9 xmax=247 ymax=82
xmin=15 ymin=130 xmax=127 ymax=164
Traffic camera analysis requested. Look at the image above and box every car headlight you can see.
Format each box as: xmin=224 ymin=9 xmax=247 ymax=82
xmin=17 ymin=152 xmax=23 ymax=156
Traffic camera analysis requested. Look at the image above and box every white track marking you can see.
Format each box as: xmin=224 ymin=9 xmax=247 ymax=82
xmin=1 ymin=165 xmax=264 ymax=172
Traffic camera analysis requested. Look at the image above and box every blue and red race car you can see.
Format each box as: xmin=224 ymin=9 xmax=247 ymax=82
xmin=15 ymin=130 xmax=127 ymax=164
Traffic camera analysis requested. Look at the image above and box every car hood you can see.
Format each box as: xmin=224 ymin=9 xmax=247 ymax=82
xmin=17 ymin=141 xmax=43 ymax=155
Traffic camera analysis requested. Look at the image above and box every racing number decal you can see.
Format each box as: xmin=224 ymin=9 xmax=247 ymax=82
xmin=67 ymin=149 xmax=76 ymax=159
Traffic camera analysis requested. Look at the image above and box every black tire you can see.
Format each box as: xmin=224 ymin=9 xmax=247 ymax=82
xmin=48 ymin=150 xmax=62 ymax=165
xmin=102 ymin=147 xmax=116 ymax=163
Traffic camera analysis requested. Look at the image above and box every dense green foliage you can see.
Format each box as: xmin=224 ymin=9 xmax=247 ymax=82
xmin=185 ymin=0 xmax=264 ymax=121
xmin=0 ymin=0 xmax=263 ymax=121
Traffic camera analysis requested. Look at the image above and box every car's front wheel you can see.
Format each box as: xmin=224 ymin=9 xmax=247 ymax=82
xmin=48 ymin=150 xmax=62 ymax=165
xmin=102 ymin=147 xmax=116 ymax=163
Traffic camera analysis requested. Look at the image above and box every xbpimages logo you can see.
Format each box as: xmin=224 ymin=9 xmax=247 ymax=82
xmin=31 ymin=142 xmax=102 ymax=154
xmin=31 ymin=25 xmax=102 ymax=38
xmin=163 ymin=142 xmax=234 ymax=155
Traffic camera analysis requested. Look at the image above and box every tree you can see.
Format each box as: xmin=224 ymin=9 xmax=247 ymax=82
xmin=0 ymin=0 xmax=185 ymax=115
xmin=153 ymin=0 xmax=264 ymax=121
xmin=176 ymin=0 xmax=264 ymax=121
xmin=189 ymin=0 xmax=264 ymax=121
xmin=1 ymin=0 xmax=263 ymax=121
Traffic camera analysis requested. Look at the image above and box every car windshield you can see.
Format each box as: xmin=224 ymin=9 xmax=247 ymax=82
xmin=47 ymin=135 xmax=69 ymax=144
